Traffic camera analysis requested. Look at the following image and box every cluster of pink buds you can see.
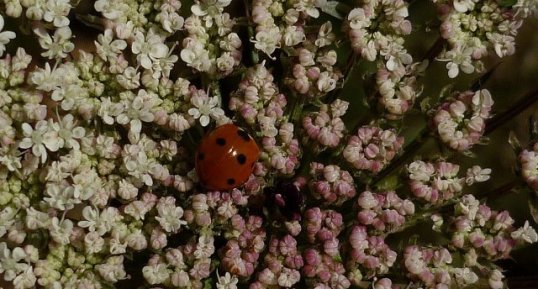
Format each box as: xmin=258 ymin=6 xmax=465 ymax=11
xmin=259 ymin=123 xmax=301 ymax=176
xmin=250 ymin=235 xmax=304 ymax=288
xmin=304 ymin=208 xmax=344 ymax=246
xmin=220 ymin=215 xmax=266 ymax=277
xmin=183 ymin=190 xmax=247 ymax=227
xmin=302 ymin=99 xmax=348 ymax=150
xmin=450 ymin=195 xmax=537 ymax=260
xmin=343 ymin=126 xmax=404 ymax=173
xmin=432 ymin=89 xmax=493 ymax=151
xmin=308 ymin=162 xmax=356 ymax=205
xmin=406 ymin=160 xmax=490 ymax=204
xmin=406 ymin=160 xmax=463 ymax=204
xmin=347 ymin=226 xmax=397 ymax=277
xmin=230 ymin=64 xmax=301 ymax=176
xmin=403 ymin=245 xmax=474 ymax=289
xmin=229 ymin=64 xmax=285 ymax=125
xmin=356 ymin=190 xmax=415 ymax=233
xmin=519 ymin=142 xmax=538 ymax=189
xmin=376 ymin=62 xmax=422 ymax=118
xmin=302 ymin=247 xmax=350 ymax=289
xmin=286 ymin=24 xmax=342 ymax=98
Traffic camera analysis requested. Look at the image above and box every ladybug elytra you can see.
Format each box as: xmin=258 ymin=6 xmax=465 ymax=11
xmin=195 ymin=124 xmax=260 ymax=191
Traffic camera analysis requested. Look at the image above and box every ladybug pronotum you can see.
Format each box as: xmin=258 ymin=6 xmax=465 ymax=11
xmin=195 ymin=124 xmax=260 ymax=191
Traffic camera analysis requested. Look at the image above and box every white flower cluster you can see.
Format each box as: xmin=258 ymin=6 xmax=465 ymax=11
xmin=142 ymin=232 xmax=215 ymax=287
xmin=347 ymin=0 xmax=412 ymax=69
xmin=180 ymin=0 xmax=242 ymax=78
xmin=0 ymin=15 xmax=15 ymax=56
xmin=434 ymin=0 xmax=535 ymax=78
xmin=251 ymin=0 xmax=325 ymax=56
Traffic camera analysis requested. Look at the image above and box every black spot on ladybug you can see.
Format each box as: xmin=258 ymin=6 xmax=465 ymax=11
xmin=198 ymin=152 xmax=205 ymax=160
xmin=227 ymin=178 xmax=236 ymax=185
xmin=216 ymin=138 xmax=226 ymax=146
xmin=237 ymin=129 xmax=251 ymax=141
xmin=237 ymin=154 xmax=247 ymax=164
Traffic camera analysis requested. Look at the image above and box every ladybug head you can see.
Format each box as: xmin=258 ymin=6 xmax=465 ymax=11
xmin=264 ymin=181 xmax=304 ymax=221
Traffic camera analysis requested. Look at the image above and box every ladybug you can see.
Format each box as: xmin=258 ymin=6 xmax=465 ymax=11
xmin=195 ymin=124 xmax=260 ymax=191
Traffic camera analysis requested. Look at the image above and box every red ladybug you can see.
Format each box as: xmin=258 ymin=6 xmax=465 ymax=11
xmin=195 ymin=124 xmax=260 ymax=190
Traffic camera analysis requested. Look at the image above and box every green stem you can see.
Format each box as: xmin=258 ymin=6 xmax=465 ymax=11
xmin=243 ymin=0 xmax=259 ymax=64
xmin=485 ymin=88 xmax=538 ymax=135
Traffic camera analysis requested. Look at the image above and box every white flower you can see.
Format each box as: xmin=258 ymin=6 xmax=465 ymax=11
xmin=0 ymin=243 xmax=28 ymax=282
xmin=84 ymin=231 xmax=105 ymax=254
xmin=116 ymin=93 xmax=156 ymax=136
xmin=407 ymin=161 xmax=434 ymax=182
xmin=124 ymin=150 xmax=156 ymax=186
xmin=347 ymin=8 xmax=369 ymax=30
xmin=95 ymin=29 xmax=127 ymax=61
xmin=258 ymin=115 xmax=278 ymax=137
xmin=188 ymin=95 xmax=225 ymax=127
xmin=78 ymin=206 xmax=100 ymax=233
xmin=13 ymin=265 xmax=36 ymax=289
xmin=438 ymin=46 xmax=475 ymax=78
xmin=126 ymin=229 xmax=148 ymax=250
xmin=511 ymin=221 xmax=538 ymax=244
xmin=49 ymin=114 xmax=85 ymax=150
xmin=158 ymin=11 xmax=185 ymax=33
xmin=252 ymin=26 xmax=281 ymax=56
xmin=0 ymin=208 xmax=16 ymax=238
xmin=180 ymin=38 xmax=211 ymax=72
xmin=453 ymin=0 xmax=476 ymax=13
xmin=277 ymin=268 xmax=301 ymax=287
xmin=132 ymin=31 xmax=169 ymax=69
xmin=216 ymin=271 xmax=238 ymax=289
xmin=452 ymin=267 xmax=479 ymax=286
xmin=34 ymin=26 xmax=74 ymax=59
xmin=155 ymin=197 xmax=187 ymax=233
xmin=0 ymin=146 xmax=22 ymax=172
xmin=43 ymin=0 xmax=71 ymax=27
xmin=143 ymin=263 xmax=170 ymax=285
xmin=0 ymin=15 xmax=16 ymax=56
xmin=118 ymin=179 xmax=139 ymax=200
xmin=152 ymin=52 xmax=179 ymax=78
xmin=49 ymin=217 xmax=73 ymax=245
xmin=488 ymin=269 xmax=504 ymax=289
xmin=19 ymin=121 xmax=60 ymax=163
xmin=95 ymin=0 xmax=127 ymax=20
xmin=194 ymin=234 xmax=215 ymax=259
xmin=25 ymin=207 xmax=49 ymax=230
xmin=465 ymin=166 xmax=491 ymax=185
xmin=95 ymin=256 xmax=127 ymax=282
xmin=29 ymin=63 xmax=59 ymax=92
xmin=404 ymin=247 xmax=425 ymax=274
